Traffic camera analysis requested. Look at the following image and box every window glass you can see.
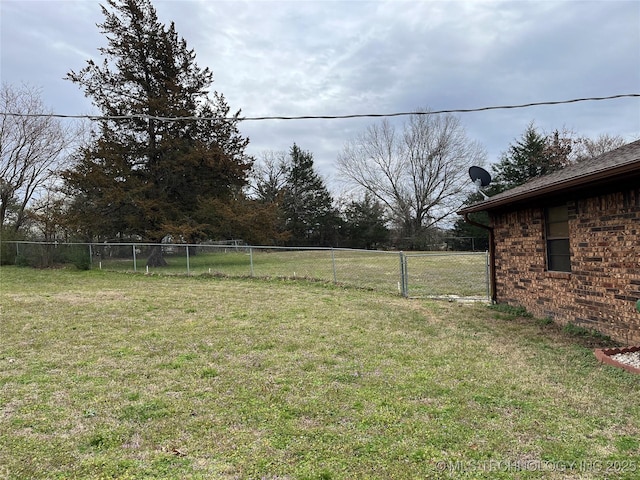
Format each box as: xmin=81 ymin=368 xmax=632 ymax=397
xmin=547 ymin=205 xmax=568 ymax=222
xmin=547 ymin=221 xmax=569 ymax=238
xmin=545 ymin=205 xmax=571 ymax=272
xmin=548 ymin=248 xmax=571 ymax=272
xmin=547 ymin=238 xmax=570 ymax=255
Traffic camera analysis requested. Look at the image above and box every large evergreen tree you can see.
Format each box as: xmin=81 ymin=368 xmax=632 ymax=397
xmin=341 ymin=192 xmax=389 ymax=249
xmin=62 ymin=0 xmax=252 ymax=265
xmin=282 ymin=144 xmax=340 ymax=246
xmin=490 ymin=123 xmax=571 ymax=193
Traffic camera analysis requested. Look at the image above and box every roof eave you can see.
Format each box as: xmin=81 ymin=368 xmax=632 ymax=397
xmin=458 ymin=161 xmax=640 ymax=215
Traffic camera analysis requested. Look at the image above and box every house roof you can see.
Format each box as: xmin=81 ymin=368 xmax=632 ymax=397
xmin=458 ymin=139 xmax=640 ymax=214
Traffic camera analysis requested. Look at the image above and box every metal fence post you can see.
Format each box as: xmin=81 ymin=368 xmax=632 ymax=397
xmin=399 ymin=251 xmax=403 ymax=295
xmin=132 ymin=244 xmax=137 ymax=272
xmin=399 ymin=251 xmax=408 ymax=297
xmin=186 ymin=245 xmax=190 ymax=276
xmin=403 ymin=253 xmax=409 ymax=297
xmin=88 ymin=244 xmax=93 ymax=268
xmin=485 ymin=250 xmax=490 ymax=301
xmin=331 ymin=248 xmax=337 ymax=283
xmin=249 ymin=247 xmax=254 ymax=277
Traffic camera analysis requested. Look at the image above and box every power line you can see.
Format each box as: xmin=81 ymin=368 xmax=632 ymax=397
xmin=241 ymin=94 xmax=640 ymax=121
xmin=1 ymin=93 xmax=639 ymax=122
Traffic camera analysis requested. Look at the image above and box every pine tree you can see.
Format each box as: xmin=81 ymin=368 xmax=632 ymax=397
xmin=491 ymin=123 xmax=570 ymax=193
xmin=341 ymin=193 xmax=389 ymax=249
xmin=282 ymin=144 xmax=339 ymax=246
xmin=62 ymin=0 xmax=252 ymax=265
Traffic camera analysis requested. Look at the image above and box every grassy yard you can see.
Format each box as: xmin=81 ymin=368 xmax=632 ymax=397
xmin=88 ymin=246 xmax=489 ymax=297
xmin=97 ymin=248 xmax=409 ymax=295
xmin=1 ymin=266 xmax=639 ymax=479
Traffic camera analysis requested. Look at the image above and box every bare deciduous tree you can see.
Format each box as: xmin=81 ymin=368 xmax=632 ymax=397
xmin=251 ymin=150 xmax=288 ymax=203
xmin=0 ymin=83 xmax=75 ymax=231
xmin=27 ymin=180 xmax=70 ymax=242
xmin=337 ymin=113 xmax=485 ymax=239
xmin=572 ymin=133 xmax=628 ymax=162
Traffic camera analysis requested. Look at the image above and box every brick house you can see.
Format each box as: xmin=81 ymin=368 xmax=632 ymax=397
xmin=458 ymin=140 xmax=640 ymax=344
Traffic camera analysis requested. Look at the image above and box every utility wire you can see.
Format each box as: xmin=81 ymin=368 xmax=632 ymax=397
xmin=240 ymin=93 xmax=640 ymax=121
xmin=1 ymin=93 xmax=638 ymax=122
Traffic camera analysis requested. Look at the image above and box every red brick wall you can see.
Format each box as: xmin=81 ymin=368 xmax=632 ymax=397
xmin=491 ymin=187 xmax=640 ymax=344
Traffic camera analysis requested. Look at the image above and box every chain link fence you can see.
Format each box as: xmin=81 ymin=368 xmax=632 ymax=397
xmin=403 ymin=252 xmax=490 ymax=300
xmin=2 ymin=241 xmax=489 ymax=300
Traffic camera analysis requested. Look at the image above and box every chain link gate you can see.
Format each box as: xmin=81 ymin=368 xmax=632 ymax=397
xmin=400 ymin=251 xmax=490 ymax=301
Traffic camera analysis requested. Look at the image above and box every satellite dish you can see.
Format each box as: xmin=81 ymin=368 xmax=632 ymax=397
xmin=469 ymin=166 xmax=491 ymax=187
xmin=469 ymin=166 xmax=491 ymax=199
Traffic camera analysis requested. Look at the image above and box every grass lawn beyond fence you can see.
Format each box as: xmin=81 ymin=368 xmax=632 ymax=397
xmin=1 ymin=266 xmax=639 ymax=479
xmin=7 ymin=242 xmax=490 ymax=298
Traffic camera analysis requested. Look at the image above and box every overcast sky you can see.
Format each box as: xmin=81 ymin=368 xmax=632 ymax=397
xmin=2 ymin=0 xmax=639 ymax=190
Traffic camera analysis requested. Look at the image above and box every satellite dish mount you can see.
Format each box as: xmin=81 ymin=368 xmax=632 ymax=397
xmin=469 ymin=166 xmax=491 ymax=200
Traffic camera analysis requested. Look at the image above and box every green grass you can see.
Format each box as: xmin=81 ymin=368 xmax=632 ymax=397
xmin=94 ymin=247 xmax=489 ymax=298
xmin=404 ymin=252 xmax=488 ymax=297
xmin=1 ymin=266 xmax=639 ymax=479
xmin=11 ymin=243 xmax=490 ymax=297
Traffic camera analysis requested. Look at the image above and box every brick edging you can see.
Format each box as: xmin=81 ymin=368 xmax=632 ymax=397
xmin=594 ymin=346 xmax=640 ymax=374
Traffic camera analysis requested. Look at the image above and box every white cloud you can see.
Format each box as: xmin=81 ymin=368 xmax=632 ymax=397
xmin=1 ymin=0 xmax=639 ymax=182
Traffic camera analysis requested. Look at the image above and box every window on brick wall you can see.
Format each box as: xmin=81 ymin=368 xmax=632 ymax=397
xmin=545 ymin=204 xmax=571 ymax=272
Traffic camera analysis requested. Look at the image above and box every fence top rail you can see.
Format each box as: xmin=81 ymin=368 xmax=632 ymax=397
xmin=404 ymin=251 xmax=488 ymax=258
xmin=4 ymin=241 xmax=483 ymax=257
xmin=5 ymin=241 xmax=93 ymax=246
xmin=3 ymin=240 xmax=402 ymax=255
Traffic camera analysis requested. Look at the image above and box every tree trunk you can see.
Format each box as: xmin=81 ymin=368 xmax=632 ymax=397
xmin=146 ymin=245 xmax=167 ymax=267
